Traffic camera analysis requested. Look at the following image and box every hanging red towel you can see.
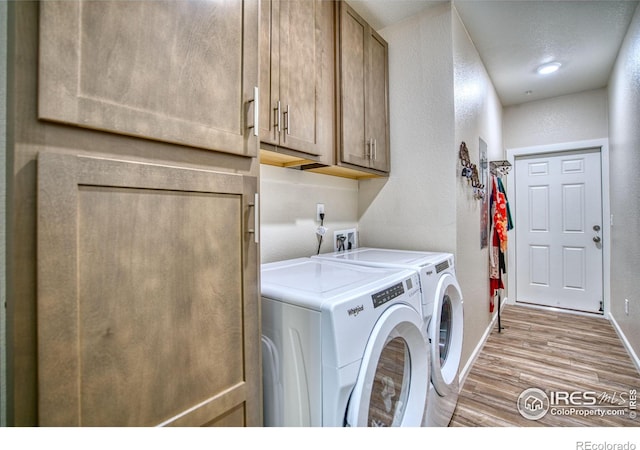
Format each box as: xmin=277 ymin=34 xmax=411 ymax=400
xmin=493 ymin=180 xmax=508 ymax=253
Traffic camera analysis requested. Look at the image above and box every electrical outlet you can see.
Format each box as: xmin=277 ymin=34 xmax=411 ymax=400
xmin=316 ymin=203 xmax=325 ymax=221
xmin=625 ymin=298 xmax=629 ymax=315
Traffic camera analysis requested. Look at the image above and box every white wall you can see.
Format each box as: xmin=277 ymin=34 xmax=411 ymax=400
xmin=503 ymin=88 xmax=609 ymax=150
xmin=259 ymin=165 xmax=359 ymax=263
xmin=452 ymin=5 xmax=504 ymax=371
xmin=358 ymin=2 xmax=456 ymax=253
xmin=608 ymin=3 xmax=640 ymax=363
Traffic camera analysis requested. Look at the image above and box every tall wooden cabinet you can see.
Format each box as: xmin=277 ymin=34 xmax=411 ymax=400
xmin=259 ymin=0 xmax=334 ymax=163
xmin=6 ymin=0 xmax=261 ymax=426
xmin=336 ymin=2 xmax=390 ymax=174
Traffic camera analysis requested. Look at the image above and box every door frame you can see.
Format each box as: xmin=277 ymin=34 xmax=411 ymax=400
xmin=505 ymin=138 xmax=611 ymax=317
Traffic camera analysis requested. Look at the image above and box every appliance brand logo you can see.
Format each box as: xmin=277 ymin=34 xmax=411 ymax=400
xmin=348 ymin=305 xmax=364 ymax=317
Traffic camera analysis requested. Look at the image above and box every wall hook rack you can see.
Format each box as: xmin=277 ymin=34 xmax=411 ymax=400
xmin=490 ymin=160 xmax=512 ymax=177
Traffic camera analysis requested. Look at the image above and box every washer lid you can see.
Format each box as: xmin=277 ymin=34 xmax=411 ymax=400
xmin=319 ymin=247 xmax=452 ymax=268
xmin=261 ymin=258 xmax=414 ymax=310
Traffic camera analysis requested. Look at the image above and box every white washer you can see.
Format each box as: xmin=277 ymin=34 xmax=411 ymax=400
xmin=261 ymin=257 xmax=430 ymax=427
xmin=313 ymin=248 xmax=464 ymax=427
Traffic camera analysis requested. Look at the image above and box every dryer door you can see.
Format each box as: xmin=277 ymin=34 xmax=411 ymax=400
xmin=346 ymin=304 xmax=429 ymax=427
xmin=430 ymin=273 xmax=464 ymax=396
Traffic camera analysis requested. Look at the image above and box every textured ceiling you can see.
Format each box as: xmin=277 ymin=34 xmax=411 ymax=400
xmin=347 ymin=0 xmax=639 ymax=106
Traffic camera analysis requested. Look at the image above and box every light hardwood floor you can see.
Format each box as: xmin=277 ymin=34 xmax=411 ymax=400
xmin=450 ymin=304 xmax=640 ymax=426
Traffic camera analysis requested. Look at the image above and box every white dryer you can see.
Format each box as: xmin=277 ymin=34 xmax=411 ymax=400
xmin=313 ymin=248 xmax=464 ymax=427
xmin=261 ymin=257 xmax=430 ymax=427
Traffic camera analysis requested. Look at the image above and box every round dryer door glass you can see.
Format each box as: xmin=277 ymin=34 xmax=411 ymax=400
xmin=367 ymin=337 xmax=411 ymax=427
xmin=439 ymin=294 xmax=452 ymax=365
xmin=346 ymin=304 xmax=429 ymax=427
xmin=429 ymin=272 xmax=464 ymax=398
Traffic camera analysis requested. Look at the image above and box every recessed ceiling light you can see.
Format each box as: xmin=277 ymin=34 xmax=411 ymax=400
xmin=536 ymin=62 xmax=562 ymax=75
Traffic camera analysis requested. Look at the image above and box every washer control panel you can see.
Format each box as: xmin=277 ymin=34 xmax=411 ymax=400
xmin=371 ymin=282 xmax=405 ymax=308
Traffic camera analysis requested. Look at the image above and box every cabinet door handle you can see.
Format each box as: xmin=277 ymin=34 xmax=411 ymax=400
xmin=372 ymin=139 xmax=377 ymax=161
xmin=253 ymin=192 xmax=260 ymax=244
xmin=284 ymin=104 xmax=290 ymax=135
xmin=247 ymin=193 xmax=259 ymax=244
xmin=365 ymin=138 xmax=371 ymax=159
xmin=247 ymin=86 xmax=259 ymax=137
xmin=275 ymin=101 xmax=281 ymax=133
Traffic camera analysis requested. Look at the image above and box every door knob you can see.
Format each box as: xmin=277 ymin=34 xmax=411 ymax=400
xmin=593 ymin=236 xmax=601 ymax=243
xmin=593 ymin=225 xmax=601 ymax=232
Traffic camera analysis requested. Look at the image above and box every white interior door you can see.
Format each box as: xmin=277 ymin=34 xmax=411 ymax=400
xmin=515 ymin=149 xmax=603 ymax=313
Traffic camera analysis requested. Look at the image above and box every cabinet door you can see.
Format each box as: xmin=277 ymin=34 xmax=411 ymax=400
xmin=39 ymin=0 xmax=259 ymax=157
xmin=260 ymin=0 xmax=334 ymax=159
xmin=259 ymin=0 xmax=281 ymax=146
xmin=278 ymin=0 xmax=334 ymax=157
xmin=367 ymin=30 xmax=390 ymax=172
xmin=37 ymin=152 xmax=260 ymax=426
xmin=339 ymin=4 xmax=369 ymax=168
xmin=338 ymin=2 xmax=389 ymax=174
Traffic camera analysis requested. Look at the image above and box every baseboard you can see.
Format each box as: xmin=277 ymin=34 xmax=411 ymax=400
xmin=458 ymin=298 xmax=506 ymax=388
xmin=609 ymin=312 xmax=640 ymax=375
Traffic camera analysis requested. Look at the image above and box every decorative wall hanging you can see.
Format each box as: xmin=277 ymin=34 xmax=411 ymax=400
xmin=459 ymin=141 xmax=485 ymax=200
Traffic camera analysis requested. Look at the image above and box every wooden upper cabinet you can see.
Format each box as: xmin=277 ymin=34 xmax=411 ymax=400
xmin=367 ymin=32 xmax=390 ymax=172
xmin=337 ymin=2 xmax=390 ymax=174
xmin=38 ymin=0 xmax=259 ymax=157
xmin=259 ymin=0 xmax=334 ymax=161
